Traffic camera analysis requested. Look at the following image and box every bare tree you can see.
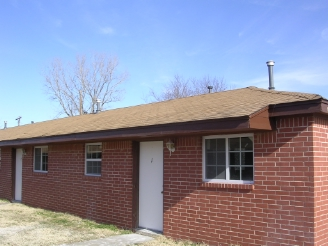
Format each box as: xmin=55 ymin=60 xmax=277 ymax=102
xmin=148 ymin=74 xmax=227 ymax=102
xmin=192 ymin=75 xmax=227 ymax=95
xmin=148 ymin=75 xmax=192 ymax=101
xmin=44 ymin=54 xmax=128 ymax=117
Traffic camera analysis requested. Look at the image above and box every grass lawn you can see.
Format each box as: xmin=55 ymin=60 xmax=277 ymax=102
xmin=0 ymin=199 xmax=207 ymax=246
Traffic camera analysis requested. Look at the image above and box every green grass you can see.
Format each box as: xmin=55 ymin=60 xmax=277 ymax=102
xmin=35 ymin=210 xmax=75 ymax=227
xmin=82 ymin=220 xmax=131 ymax=234
xmin=35 ymin=209 xmax=130 ymax=233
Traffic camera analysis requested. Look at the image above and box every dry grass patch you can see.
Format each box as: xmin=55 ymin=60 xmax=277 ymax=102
xmin=0 ymin=199 xmax=208 ymax=246
xmin=140 ymin=235 xmax=208 ymax=246
xmin=0 ymin=199 xmax=129 ymax=246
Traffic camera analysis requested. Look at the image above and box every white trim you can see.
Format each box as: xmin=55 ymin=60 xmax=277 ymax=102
xmin=33 ymin=146 xmax=48 ymax=173
xmin=85 ymin=142 xmax=102 ymax=176
xmin=203 ymin=133 xmax=254 ymax=140
xmin=202 ymin=133 xmax=254 ymax=184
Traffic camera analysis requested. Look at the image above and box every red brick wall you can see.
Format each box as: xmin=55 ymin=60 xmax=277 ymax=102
xmin=163 ymin=115 xmax=320 ymax=246
xmin=313 ymin=116 xmax=328 ymax=245
xmin=0 ymin=147 xmax=13 ymax=200
xmin=1 ymin=114 xmax=326 ymax=245
xmin=21 ymin=141 xmax=134 ymax=228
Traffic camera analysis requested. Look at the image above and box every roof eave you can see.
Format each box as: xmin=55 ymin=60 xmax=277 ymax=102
xmin=269 ymin=98 xmax=328 ymax=117
xmin=0 ymin=115 xmax=270 ymax=147
xmin=249 ymin=106 xmax=273 ymax=130
xmin=5 ymin=98 xmax=327 ymax=147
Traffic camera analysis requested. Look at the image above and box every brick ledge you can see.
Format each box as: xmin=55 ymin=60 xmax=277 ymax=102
xmin=199 ymin=182 xmax=254 ymax=190
xmin=32 ymin=172 xmax=48 ymax=176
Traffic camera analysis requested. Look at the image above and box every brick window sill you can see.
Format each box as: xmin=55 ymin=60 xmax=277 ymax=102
xmin=199 ymin=182 xmax=254 ymax=190
xmin=33 ymin=172 xmax=48 ymax=175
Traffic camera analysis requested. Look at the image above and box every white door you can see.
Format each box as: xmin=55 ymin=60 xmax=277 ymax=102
xmin=15 ymin=149 xmax=23 ymax=201
xmin=139 ymin=141 xmax=163 ymax=231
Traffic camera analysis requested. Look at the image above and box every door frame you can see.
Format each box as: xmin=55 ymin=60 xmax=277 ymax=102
xmin=132 ymin=141 xmax=140 ymax=229
xmin=11 ymin=148 xmax=16 ymax=201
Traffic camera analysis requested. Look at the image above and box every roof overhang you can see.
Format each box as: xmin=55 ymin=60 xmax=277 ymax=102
xmin=1 ymin=99 xmax=327 ymax=147
xmin=0 ymin=112 xmax=273 ymax=147
xmin=269 ymin=98 xmax=328 ymax=116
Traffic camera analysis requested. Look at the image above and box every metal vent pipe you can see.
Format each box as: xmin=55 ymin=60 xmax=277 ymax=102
xmin=96 ymin=99 xmax=101 ymax=113
xmin=266 ymin=60 xmax=275 ymax=90
xmin=16 ymin=116 xmax=21 ymax=126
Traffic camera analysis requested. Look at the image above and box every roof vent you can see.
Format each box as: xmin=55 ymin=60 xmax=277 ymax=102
xmin=96 ymin=99 xmax=101 ymax=113
xmin=16 ymin=116 xmax=21 ymax=126
xmin=4 ymin=121 xmax=7 ymax=129
xmin=207 ymin=85 xmax=213 ymax=93
xmin=266 ymin=60 xmax=275 ymax=90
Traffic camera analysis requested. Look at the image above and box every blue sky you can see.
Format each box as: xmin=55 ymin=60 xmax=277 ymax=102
xmin=1 ymin=0 xmax=328 ymax=128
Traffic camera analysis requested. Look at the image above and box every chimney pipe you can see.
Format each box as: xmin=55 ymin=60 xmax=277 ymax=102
xmin=4 ymin=121 xmax=7 ymax=129
xmin=16 ymin=116 xmax=21 ymax=126
xmin=96 ymin=99 xmax=101 ymax=113
xmin=266 ymin=60 xmax=275 ymax=90
xmin=207 ymin=85 xmax=213 ymax=93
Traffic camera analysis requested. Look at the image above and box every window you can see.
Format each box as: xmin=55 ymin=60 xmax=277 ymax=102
xmin=203 ymin=134 xmax=253 ymax=184
xmin=34 ymin=146 xmax=48 ymax=172
xmin=85 ymin=143 xmax=102 ymax=176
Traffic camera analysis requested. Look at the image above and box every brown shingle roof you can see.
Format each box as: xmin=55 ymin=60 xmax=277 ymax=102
xmin=0 ymin=87 xmax=323 ymax=142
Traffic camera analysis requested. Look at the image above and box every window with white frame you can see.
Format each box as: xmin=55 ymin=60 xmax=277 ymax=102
xmin=85 ymin=143 xmax=102 ymax=176
xmin=203 ymin=134 xmax=254 ymax=183
xmin=34 ymin=146 xmax=48 ymax=172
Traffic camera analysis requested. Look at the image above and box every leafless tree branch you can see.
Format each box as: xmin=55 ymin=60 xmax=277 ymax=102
xmin=148 ymin=74 xmax=228 ymax=102
xmin=44 ymin=54 xmax=127 ymax=116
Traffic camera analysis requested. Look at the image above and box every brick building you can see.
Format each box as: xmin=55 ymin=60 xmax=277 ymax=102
xmin=0 ymin=87 xmax=328 ymax=245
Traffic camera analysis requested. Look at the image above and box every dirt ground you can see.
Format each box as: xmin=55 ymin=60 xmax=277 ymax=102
xmin=0 ymin=199 xmax=207 ymax=246
xmin=141 ymin=236 xmax=208 ymax=246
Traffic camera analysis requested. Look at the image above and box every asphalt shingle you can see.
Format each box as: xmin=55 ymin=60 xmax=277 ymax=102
xmin=0 ymin=87 xmax=322 ymax=142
